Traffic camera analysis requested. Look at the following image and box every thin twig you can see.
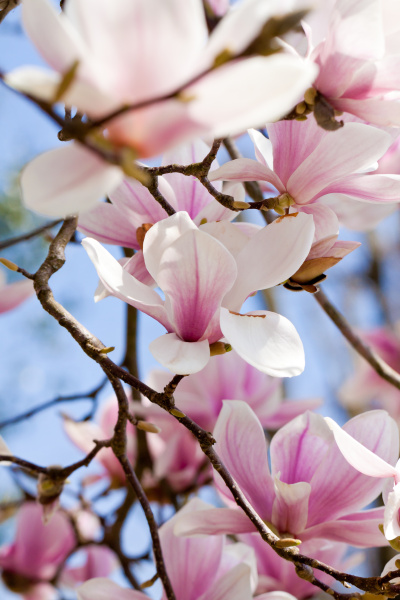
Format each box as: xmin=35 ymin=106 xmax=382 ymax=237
xmin=315 ymin=286 xmax=400 ymax=391
xmin=0 ymin=219 xmax=63 ymax=250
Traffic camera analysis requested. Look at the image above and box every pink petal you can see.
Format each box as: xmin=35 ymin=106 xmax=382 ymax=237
xmin=77 ymin=202 xmax=139 ymax=249
xmin=271 ymin=479 xmax=311 ymax=535
xmin=287 ymin=124 xmax=392 ymax=205
xmin=262 ymin=397 xmax=322 ymax=430
xmin=109 ymin=177 xmax=176 ymax=226
xmin=210 ymin=158 xmax=284 ymax=192
xmin=224 ymin=212 xmax=315 ymax=310
xmin=77 ymin=578 xmax=146 ymax=600
xmin=200 ymin=221 xmax=251 ymax=258
xmin=332 ymin=97 xmax=400 ymax=128
xmin=384 ymin=482 xmax=400 ymax=540
xmin=174 ymin=507 xmax=255 ymax=537
xmin=325 ymin=414 xmax=398 ymax=478
xmin=158 ymin=228 xmax=237 ymax=341
xmin=186 ymin=55 xmax=318 ymax=138
xmin=21 ymin=145 xmax=123 ymax=217
xmin=149 ymin=334 xmax=211 ymax=374
xmin=0 ymin=278 xmax=34 ymax=314
xmin=301 ymin=507 xmax=387 ymax=547
xmin=220 ymin=309 xmax=305 ymax=377
xmin=322 ymin=173 xmax=400 ymax=204
xmin=81 ymin=238 xmax=170 ymax=328
xmin=199 ymin=563 xmax=253 ymax=600
xmin=213 ymin=400 xmax=275 ymax=518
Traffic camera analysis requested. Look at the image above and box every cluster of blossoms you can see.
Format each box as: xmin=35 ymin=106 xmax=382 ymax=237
xmin=3 ymin=0 xmax=400 ymax=599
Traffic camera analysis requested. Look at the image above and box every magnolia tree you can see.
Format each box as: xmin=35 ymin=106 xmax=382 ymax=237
xmin=3 ymin=0 xmax=400 ymax=599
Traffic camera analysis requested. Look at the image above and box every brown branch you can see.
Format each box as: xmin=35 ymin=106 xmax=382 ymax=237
xmin=0 ymin=0 xmax=20 ymax=24
xmin=315 ymin=286 xmax=400 ymax=392
xmin=0 ymin=219 xmax=63 ymax=250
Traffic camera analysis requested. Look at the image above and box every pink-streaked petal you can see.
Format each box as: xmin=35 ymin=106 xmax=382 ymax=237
xmin=122 ymin=252 xmax=155 ymax=287
xmin=23 ymin=0 xmax=85 ymax=72
xmin=322 ymin=173 xmax=400 ymax=204
xmin=248 ymin=129 xmax=274 ymax=170
xmin=301 ymin=507 xmax=387 ymax=547
xmin=77 ymin=203 xmax=139 ymax=249
xmin=271 ymin=479 xmax=311 ymax=535
xmin=81 ymin=238 xmax=170 ymax=328
xmin=63 ymin=546 xmax=117 ymax=584
xmin=224 ymin=212 xmax=315 ymax=310
xmin=287 ymin=124 xmax=392 ymax=205
xmin=213 ymin=400 xmax=274 ymax=518
xmin=199 ymin=563 xmax=253 ymax=600
xmin=143 ymin=211 xmax=197 ymax=283
xmin=21 ymin=145 xmax=123 ymax=217
xmin=149 ymin=334 xmax=210 ymax=375
xmin=263 ymin=397 xmax=322 ymax=430
xmin=200 ymin=221 xmax=251 ymax=258
xmin=158 ymin=228 xmax=237 ymax=341
xmin=384 ymin=483 xmax=400 ymax=540
xmin=174 ymin=507 xmax=255 ymax=537
xmin=321 ymin=194 xmax=397 ymax=231
xmin=270 ymin=412 xmax=332 ymax=485
xmin=327 ymin=240 xmax=361 ymax=259
xmin=186 ymin=55 xmax=318 ymax=139
xmin=297 ymin=204 xmax=339 ymax=257
xmin=77 ymin=578 xmax=146 ymax=600
xmin=210 ymin=158 xmax=284 ymax=191
xmin=65 ymin=0 xmax=207 ymax=103
xmin=195 ymin=195 xmax=237 ymax=225
xmin=325 ymin=415 xmax=398 ymax=478
xmin=0 ymin=278 xmax=34 ymax=314
xmin=25 ymin=583 xmax=58 ymax=600
xmin=64 ymin=417 xmax=105 ymax=456
xmin=220 ymin=309 xmax=305 ymax=377
xmin=332 ymin=97 xmax=400 ymax=128
xmin=160 ymin=498 xmax=224 ymax=599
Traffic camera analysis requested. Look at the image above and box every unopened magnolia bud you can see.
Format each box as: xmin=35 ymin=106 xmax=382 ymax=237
xmin=0 ymin=258 xmax=18 ymax=271
xmin=295 ymin=115 xmax=308 ymax=122
xmin=295 ymin=101 xmax=307 ymax=115
xmin=278 ymin=192 xmax=294 ymax=208
xmin=304 ymin=87 xmax=317 ymax=106
xmin=232 ymin=200 xmax=251 ymax=210
xmin=169 ymin=408 xmax=186 ymax=418
xmin=99 ymin=346 xmax=115 ymax=354
xmin=395 ymin=559 xmax=400 ymax=569
xmin=389 ymin=536 xmax=400 ymax=552
xmin=295 ymin=564 xmax=314 ymax=582
xmin=275 ymin=206 xmax=285 ymax=216
xmin=275 ymin=538 xmax=302 ymax=548
xmin=210 ymin=341 xmax=232 ymax=356
xmin=137 ymin=421 xmax=161 ymax=434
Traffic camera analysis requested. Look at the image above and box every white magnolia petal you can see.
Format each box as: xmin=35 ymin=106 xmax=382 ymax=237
xmin=149 ymin=333 xmax=210 ymax=374
xmin=186 ymin=55 xmax=318 ymax=138
xmin=21 ymin=145 xmax=123 ymax=217
xmin=81 ymin=238 xmax=169 ymax=327
xmin=143 ymin=211 xmax=197 ymax=282
xmin=384 ymin=483 xmax=400 ymax=540
xmin=77 ymin=578 xmax=146 ymax=600
xmin=325 ymin=417 xmax=398 ymax=478
xmin=220 ymin=308 xmax=305 ymax=377
xmin=225 ymin=212 xmax=315 ymax=310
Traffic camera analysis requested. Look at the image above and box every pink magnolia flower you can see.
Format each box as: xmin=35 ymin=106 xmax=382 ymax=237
xmin=11 ymin=0 xmax=317 ymax=217
xmin=64 ymin=397 xmax=137 ymax=488
xmin=78 ymin=498 xmax=259 ymax=600
xmin=210 ymin=120 xmax=400 ymax=236
xmin=62 ymin=545 xmax=118 ymax=588
xmin=340 ymin=327 xmax=400 ymax=424
xmin=325 ymin=413 xmax=400 ymax=542
xmin=175 ymin=403 xmax=398 ymax=547
xmin=0 ymin=269 xmax=34 ymax=314
xmin=82 ymin=210 xmax=315 ymax=375
xmin=0 ymin=503 xmax=75 ymax=600
xmin=309 ymin=0 xmax=400 ymax=126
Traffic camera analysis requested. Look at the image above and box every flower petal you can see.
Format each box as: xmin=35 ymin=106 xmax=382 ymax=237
xmin=210 ymin=158 xmax=284 ymax=191
xmin=224 ymin=212 xmax=315 ymax=310
xmin=149 ymin=334 xmax=210 ymax=374
xmin=21 ymin=145 xmax=123 ymax=217
xmin=175 ymin=507 xmax=255 ymax=537
xmin=0 ymin=278 xmax=34 ymax=314
xmin=199 ymin=563 xmax=253 ymax=600
xmin=384 ymin=483 xmax=400 ymax=540
xmin=272 ymin=479 xmax=311 ymax=535
xmin=77 ymin=578 xmax=146 ymax=600
xmin=220 ymin=308 xmax=305 ymax=377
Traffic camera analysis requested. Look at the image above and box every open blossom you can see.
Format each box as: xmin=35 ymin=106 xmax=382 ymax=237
xmin=325 ymin=412 xmax=400 ymax=541
xmin=0 ymin=503 xmax=75 ymax=600
xmin=210 ymin=119 xmax=400 ymax=235
xmin=309 ymin=0 xmax=400 ymax=126
xmin=340 ymin=326 xmax=400 ymax=424
xmin=175 ymin=403 xmax=397 ymax=547
xmin=82 ymin=210 xmax=315 ymax=375
xmin=0 ymin=269 xmax=34 ymax=314
xmin=12 ymin=0 xmax=317 ymax=218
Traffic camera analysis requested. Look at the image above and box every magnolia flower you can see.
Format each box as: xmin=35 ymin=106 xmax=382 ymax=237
xmin=325 ymin=413 xmax=400 ymax=542
xmin=78 ymin=498 xmax=258 ymax=600
xmin=82 ymin=210 xmax=315 ymax=375
xmin=0 ymin=503 xmax=75 ymax=600
xmin=340 ymin=327 xmax=400 ymax=424
xmin=210 ymin=120 xmax=400 ymax=236
xmin=175 ymin=403 xmax=397 ymax=547
xmin=12 ymin=0 xmax=317 ymax=217
xmin=309 ymin=0 xmax=400 ymax=126
xmin=0 ymin=269 xmax=34 ymax=314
